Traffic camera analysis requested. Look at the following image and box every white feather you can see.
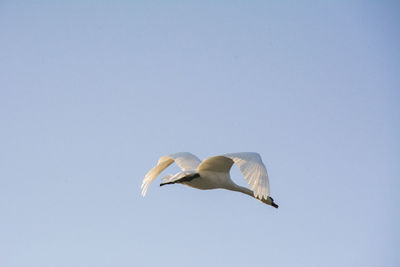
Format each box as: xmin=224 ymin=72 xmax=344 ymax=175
xmin=199 ymin=152 xmax=270 ymax=200
xmin=141 ymin=152 xmax=201 ymax=196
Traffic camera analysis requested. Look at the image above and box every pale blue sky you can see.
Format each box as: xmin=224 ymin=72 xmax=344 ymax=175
xmin=0 ymin=1 xmax=399 ymax=267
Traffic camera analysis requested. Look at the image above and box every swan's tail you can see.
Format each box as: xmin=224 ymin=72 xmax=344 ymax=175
xmin=160 ymin=171 xmax=199 ymax=186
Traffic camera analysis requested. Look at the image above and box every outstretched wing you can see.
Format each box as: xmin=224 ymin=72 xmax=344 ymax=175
xmin=141 ymin=152 xmax=201 ymax=196
xmin=224 ymin=152 xmax=270 ymax=199
xmin=198 ymin=152 xmax=270 ymax=200
xmin=197 ymin=156 xmax=234 ymax=172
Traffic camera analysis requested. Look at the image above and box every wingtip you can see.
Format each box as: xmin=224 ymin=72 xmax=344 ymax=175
xmin=140 ymin=181 xmax=146 ymax=189
xmin=140 ymin=186 xmax=148 ymax=197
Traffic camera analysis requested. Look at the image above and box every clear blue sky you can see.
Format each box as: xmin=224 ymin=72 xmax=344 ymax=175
xmin=1 ymin=1 xmax=399 ymax=267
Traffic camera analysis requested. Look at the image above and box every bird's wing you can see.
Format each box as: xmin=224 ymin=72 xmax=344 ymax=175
xmin=198 ymin=152 xmax=270 ymax=200
xmin=224 ymin=152 xmax=270 ymax=199
xmin=141 ymin=152 xmax=201 ymax=196
xmin=197 ymin=156 xmax=234 ymax=172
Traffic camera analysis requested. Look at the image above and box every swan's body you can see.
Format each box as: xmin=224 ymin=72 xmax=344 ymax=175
xmin=141 ymin=152 xmax=278 ymax=208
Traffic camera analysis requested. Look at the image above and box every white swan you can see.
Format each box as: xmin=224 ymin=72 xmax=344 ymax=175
xmin=141 ymin=152 xmax=278 ymax=208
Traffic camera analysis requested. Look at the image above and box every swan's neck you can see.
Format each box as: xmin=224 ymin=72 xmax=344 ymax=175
xmin=227 ymin=183 xmax=254 ymax=198
xmin=225 ymin=181 xmax=278 ymax=208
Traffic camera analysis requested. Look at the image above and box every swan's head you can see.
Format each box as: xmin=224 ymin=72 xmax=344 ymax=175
xmin=260 ymin=196 xmax=279 ymax=208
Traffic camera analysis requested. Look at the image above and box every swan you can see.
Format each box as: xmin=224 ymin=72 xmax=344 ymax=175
xmin=141 ymin=152 xmax=278 ymax=208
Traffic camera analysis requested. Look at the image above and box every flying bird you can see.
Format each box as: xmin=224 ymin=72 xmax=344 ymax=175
xmin=141 ymin=152 xmax=278 ymax=208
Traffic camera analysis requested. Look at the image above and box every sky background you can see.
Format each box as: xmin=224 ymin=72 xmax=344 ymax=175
xmin=0 ymin=1 xmax=399 ymax=267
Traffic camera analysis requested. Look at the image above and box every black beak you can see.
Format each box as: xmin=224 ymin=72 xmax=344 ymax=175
xmin=271 ymin=202 xmax=279 ymax=209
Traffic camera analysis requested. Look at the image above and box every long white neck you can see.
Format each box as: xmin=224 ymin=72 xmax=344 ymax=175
xmin=224 ymin=181 xmax=277 ymax=208
xmin=225 ymin=182 xmax=275 ymax=206
xmin=226 ymin=183 xmax=254 ymax=198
